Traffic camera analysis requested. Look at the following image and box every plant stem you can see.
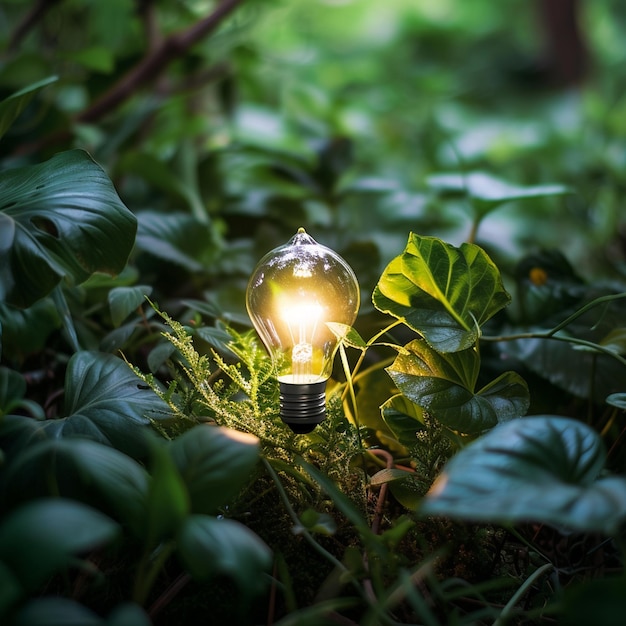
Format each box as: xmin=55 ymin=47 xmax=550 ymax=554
xmin=132 ymin=541 xmax=176 ymax=606
xmin=492 ymin=563 xmax=553 ymax=626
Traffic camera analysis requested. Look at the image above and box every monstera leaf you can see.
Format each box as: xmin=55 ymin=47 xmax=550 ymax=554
xmin=373 ymin=234 xmax=510 ymax=352
xmin=422 ymin=416 xmax=626 ymax=535
xmin=0 ymin=150 xmax=137 ymax=308
xmin=386 ymin=339 xmax=529 ymax=434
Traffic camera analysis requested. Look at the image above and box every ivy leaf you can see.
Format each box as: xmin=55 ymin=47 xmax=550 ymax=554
xmin=386 ymin=339 xmax=529 ymax=434
xmin=0 ymin=150 xmax=137 ymax=308
xmin=373 ymin=234 xmax=510 ymax=352
xmin=177 ymin=516 xmax=271 ymax=597
xmin=41 ymin=351 xmax=170 ymax=458
xmin=169 ymin=424 xmax=260 ymax=515
xmin=422 ymin=416 xmax=626 ymax=535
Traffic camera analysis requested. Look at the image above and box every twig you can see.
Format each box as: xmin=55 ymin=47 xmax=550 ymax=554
xmin=148 ymin=572 xmax=191 ymax=620
xmin=5 ymin=0 xmax=62 ymax=54
xmin=77 ymin=0 xmax=245 ymax=123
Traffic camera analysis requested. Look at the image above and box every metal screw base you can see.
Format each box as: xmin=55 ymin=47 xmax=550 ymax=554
xmin=279 ymin=380 xmax=327 ymax=434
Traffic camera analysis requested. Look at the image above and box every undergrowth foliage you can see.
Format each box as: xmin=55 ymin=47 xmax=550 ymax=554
xmin=127 ymin=302 xmax=366 ymax=485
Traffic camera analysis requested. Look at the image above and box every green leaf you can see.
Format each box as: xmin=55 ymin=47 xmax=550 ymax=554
xmin=327 ymin=322 xmax=367 ymax=349
xmin=41 ymin=351 xmax=170 ymax=458
xmin=0 ymin=299 xmax=61 ymax=361
xmin=12 ymin=597 xmax=103 ymax=626
xmin=169 ymin=424 xmax=260 ymax=515
xmin=293 ymin=508 xmax=337 ymax=535
xmin=427 ymin=171 xmax=570 ymax=219
xmin=422 ymin=416 xmax=626 ymax=535
xmin=373 ymin=234 xmax=510 ymax=352
xmin=177 ymin=515 xmax=271 ymax=596
xmin=387 ymin=340 xmax=529 ymax=434
xmin=108 ymin=285 xmax=152 ymax=327
xmin=0 ymin=499 xmax=118 ymax=592
xmin=1 ymin=439 xmax=149 ymax=536
xmin=10 ymin=596 xmax=151 ymax=626
xmin=607 ymin=393 xmax=626 ymax=409
xmin=144 ymin=442 xmax=189 ymax=545
xmin=0 ymin=150 xmax=137 ymax=308
xmin=0 ymin=366 xmax=26 ymax=416
xmin=0 ymin=560 xmax=22 ymax=616
xmin=135 ymin=211 xmax=217 ymax=273
xmin=0 ymin=76 xmax=58 ymax=141
xmin=380 ymin=394 xmax=426 ymax=448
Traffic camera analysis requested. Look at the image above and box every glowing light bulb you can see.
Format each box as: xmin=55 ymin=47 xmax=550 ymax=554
xmin=246 ymin=228 xmax=360 ymax=433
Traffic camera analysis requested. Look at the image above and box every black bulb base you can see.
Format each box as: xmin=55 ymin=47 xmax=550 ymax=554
xmin=279 ymin=380 xmax=327 ymax=434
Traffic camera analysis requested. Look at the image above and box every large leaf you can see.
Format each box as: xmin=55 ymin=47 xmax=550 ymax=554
xmin=135 ymin=211 xmax=218 ymax=273
xmin=421 ymin=416 xmax=626 ymax=535
xmin=169 ymin=424 xmax=260 ymax=515
xmin=427 ymin=171 xmax=570 ymax=220
xmin=373 ymin=234 xmax=510 ymax=352
xmin=10 ymin=597 xmax=152 ymax=626
xmin=177 ymin=515 xmax=271 ymax=597
xmin=0 ymin=298 xmax=61 ymax=361
xmin=143 ymin=442 xmax=189 ymax=546
xmin=1 ymin=439 xmax=149 ymax=535
xmin=40 ymin=351 xmax=170 ymax=458
xmin=0 ymin=499 xmax=118 ymax=592
xmin=0 ymin=150 xmax=137 ymax=308
xmin=0 ymin=366 xmax=42 ymax=418
xmin=387 ymin=339 xmax=529 ymax=434
xmin=0 ymin=76 xmax=58 ymax=141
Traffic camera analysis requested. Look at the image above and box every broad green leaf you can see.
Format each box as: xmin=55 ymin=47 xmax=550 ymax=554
xmin=0 ymin=299 xmax=61 ymax=361
xmin=0 ymin=76 xmax=58 ymax=141
xmin=108 ymin=285 xmax=152 ymax=327
xmin=144 ymin=442 xmax=189 ymax=546
xmin=169 ymin=424 xmax=260 ymax=515
xmin=177 ymin=515 xmax=271 ymax=596
xmin=427 ymin=171 xmax=570 ymax=220
xmin=0 ymin=560 xmax=22 ymax=615
xmin=607 ymin=393 xmax=626 ymax=409
xmin=12 ymin=597 xmax=103 ymax=626
xmin=0 ymin=150 xmax=137 ymax=308
xmin=387 ymin=340 xmax=529 ymax=434
xmin=374 ymin=234 xmax=510 ymax=352
xmin=135 ymin=211 xmax=218 ymax=273
xmin=422 ymin=416 xmax=626 ymax=535
xmin=13 ymin=598 xmax=151 ymax=626
xmin=327 ymin=322 xmax=367 ymax=349
xmin=1 ymin=439 xmax=149 ymax=535
xmin=293 ymin=508 xmax=337 ymax=536
xmin=41 ymin=351 xmax=170 ymax=458
xmin=0 ymin=366 xmax=26 ymax=416
xmin=0 ymin=499 xmax=118 ymax=591
xmin=380 ymin=393 xmax=426 ymax=448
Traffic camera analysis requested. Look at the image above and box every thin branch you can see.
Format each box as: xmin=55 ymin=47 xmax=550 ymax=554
xmin=77 ymin=0 xmax=245 ymax=123
xmin=5 ymin=0 xmax=62 ymax=55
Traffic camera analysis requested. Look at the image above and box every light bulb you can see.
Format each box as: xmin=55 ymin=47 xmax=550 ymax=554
xmin=246 ymin=228 xmax=360 ymax=433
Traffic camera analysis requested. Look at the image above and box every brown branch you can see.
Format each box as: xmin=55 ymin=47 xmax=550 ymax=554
xmin=5 ymin=0 xmax=63 ymax=55
xmin=77 ymin=0 xmax=245 ymax=123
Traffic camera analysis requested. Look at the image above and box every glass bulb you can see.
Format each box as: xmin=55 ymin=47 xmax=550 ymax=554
xmin=246 ymin=228 xmax=360 ymax=433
